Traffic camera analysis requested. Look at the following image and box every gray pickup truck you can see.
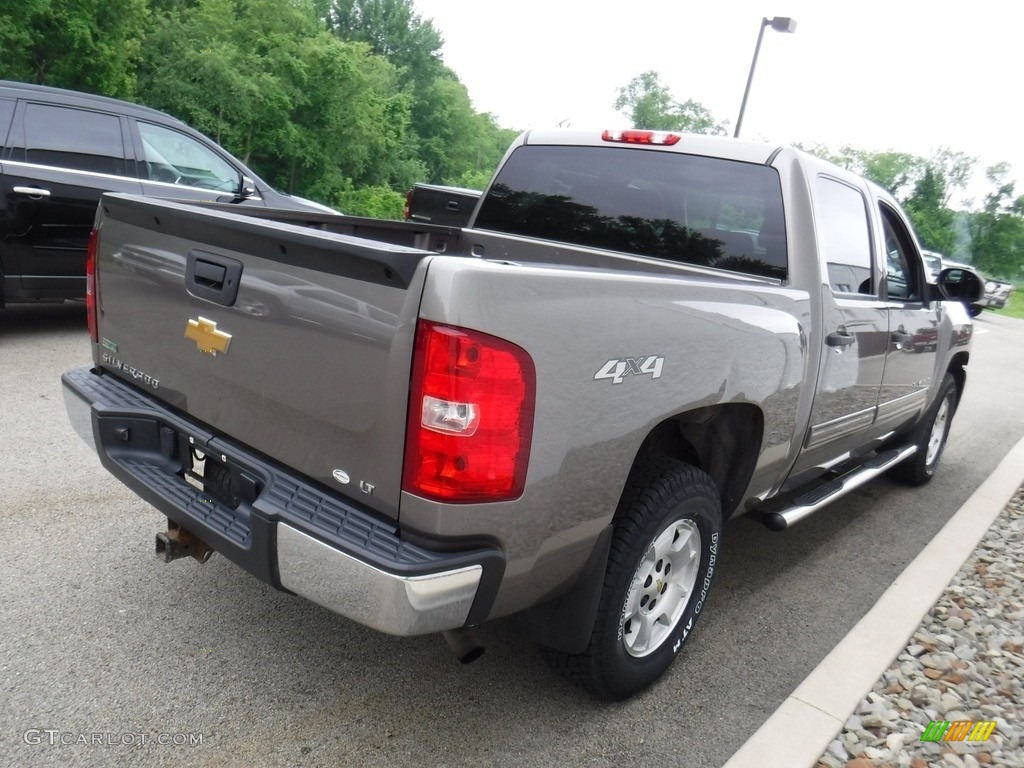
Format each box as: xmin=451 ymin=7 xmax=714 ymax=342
xmin=63 ymin=129 xmax=982 ymax=699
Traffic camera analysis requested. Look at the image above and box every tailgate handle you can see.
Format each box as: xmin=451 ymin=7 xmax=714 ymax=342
xmin=446 ymin=199 xmax=460 ymax=211
xmin=186 ymin=251 xmax=242 ymax=307
xmin=193 ymin=259 xmax=226 ymax=288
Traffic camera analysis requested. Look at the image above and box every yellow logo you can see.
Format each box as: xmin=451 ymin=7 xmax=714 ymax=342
xmin=184 ymin=317 xmax=232 ymax=356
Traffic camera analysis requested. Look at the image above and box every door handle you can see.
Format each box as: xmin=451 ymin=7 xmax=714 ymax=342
xmin=12 ymin=186 xmax=51 ymax=198
xmin=891 ymin=330 xmax=912 ymax=345
xmin=826 ymin=330 xmax=856 ymax=347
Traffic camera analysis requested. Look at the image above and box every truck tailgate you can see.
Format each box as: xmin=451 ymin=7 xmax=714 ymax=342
xmin=92 ymin=194 xmax=431 ymax=519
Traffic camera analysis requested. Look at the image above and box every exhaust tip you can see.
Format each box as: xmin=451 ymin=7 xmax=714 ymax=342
xmin=443 ymin=628 xmax=485 ymax=665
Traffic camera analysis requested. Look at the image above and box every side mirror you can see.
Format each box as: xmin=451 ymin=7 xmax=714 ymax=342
xmin=934 ymin=266 xmax=985 ymax=306
xmin=234 ymin=175 xmax=256 ymax=201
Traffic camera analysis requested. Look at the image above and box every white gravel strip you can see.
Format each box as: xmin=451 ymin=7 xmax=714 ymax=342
xmin=815 ymin=485 xmax=1023 ymax=768
xmin=722 ymin=435 xmax=1024 ymax=768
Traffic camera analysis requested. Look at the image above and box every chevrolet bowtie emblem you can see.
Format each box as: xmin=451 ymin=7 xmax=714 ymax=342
xmin=185 ymin=317 xmax=232 ymax=356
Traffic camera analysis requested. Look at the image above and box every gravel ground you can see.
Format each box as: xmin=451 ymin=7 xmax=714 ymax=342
xmin=815 ymin=484 xmax=1024 ymax=768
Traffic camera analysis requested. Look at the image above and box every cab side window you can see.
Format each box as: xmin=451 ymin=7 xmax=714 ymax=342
xmin=879 ymin=204 xmax=921 ymax=301
xmin=817 ymin=177 xmax=874 ymax=295
xmin=22 ymin=103 xmax=126 ymax=176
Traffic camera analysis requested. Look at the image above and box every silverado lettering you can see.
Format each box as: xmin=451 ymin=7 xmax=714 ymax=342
xmin=100 ymin=353 xmax=159 ymax=389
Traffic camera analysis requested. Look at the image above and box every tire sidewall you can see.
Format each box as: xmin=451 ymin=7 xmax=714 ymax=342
xmin=921 ymin=376 xmax=957 ymax=478
xmin=889 ymin=373 xmax=960 ymax=486
xmin=599 ymin=486 xmax=722 ymax=698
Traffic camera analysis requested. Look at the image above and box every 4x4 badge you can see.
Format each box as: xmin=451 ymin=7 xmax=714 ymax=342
xmin=185 ymin=317 xmax=232 ymax=356
xmin=594 ymin=355 xmax=665 ymax=384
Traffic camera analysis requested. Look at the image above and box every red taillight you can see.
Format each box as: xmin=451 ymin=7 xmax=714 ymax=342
xmin=602 ymin=129 xmax=681 ymax=146
xmin=404 ymin=188 xmax=413 ymax=220
xmin=86 ymin=228 xmax=98 ymax=343
xmin=403 ymin=320 xmax=535 ymax=503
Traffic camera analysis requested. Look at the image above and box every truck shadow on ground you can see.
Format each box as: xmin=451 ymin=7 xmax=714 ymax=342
xmin=0 ymin=302 xmax=87 ymax=339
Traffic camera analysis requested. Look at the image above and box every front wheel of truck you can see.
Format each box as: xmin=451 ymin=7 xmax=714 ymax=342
xmin=547 ymin=458 xmax=722 ymax=700
xmin=889 ymin=372 xmax=959 ymax=487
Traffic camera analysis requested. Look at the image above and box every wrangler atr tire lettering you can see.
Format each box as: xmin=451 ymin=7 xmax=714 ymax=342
xmin=693 ymin=532 xmax=718 ymax=616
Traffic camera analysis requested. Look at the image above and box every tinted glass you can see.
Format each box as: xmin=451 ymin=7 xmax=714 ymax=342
xmin=474 ymin=145 xmax=788 ymax=279
xmin=138 ymin=121 xmax=239 ymax=192
xmin=0 ymin=98 xmax=15 ymax=149
xmin=879 ymin=203 xmax=921 ymax=301
xmin=817 ymin=177 xmax=872 ymax=294
xmin=24 ymin=103 xmax=125 ymax=175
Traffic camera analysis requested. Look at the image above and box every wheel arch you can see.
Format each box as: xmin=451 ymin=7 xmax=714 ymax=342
xmin=519 ymin=403 xmax=762 ymax=655
xmin=947 ymin=351 xmax=968 ymax=404
xmin=625 ymin=403 xmax=764 ymax=520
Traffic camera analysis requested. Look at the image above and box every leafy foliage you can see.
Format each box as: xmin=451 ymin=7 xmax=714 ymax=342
xmin=322 ymin=0 xmax=514 ymax=185
xmin=614 ymin=72 xmax=727 ymax=136
xmin=904 ymin=167 xmax=956 ymax=255
xmin=0 ymin=0 xmax=514 ymax=216
xmin=969 ymin=164 xmax=1024 ymax=280
xmin=0 ymin=0 xmax=148 ymax=97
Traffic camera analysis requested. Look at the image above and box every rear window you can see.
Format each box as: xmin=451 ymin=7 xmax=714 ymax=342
xmin=474 ymin=145 xmax=787 ymax=280
xmin=22 ymin=103 xmax=126 ymax=176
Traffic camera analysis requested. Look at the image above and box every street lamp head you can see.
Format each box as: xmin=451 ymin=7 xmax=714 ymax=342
xmin=768 ymin=16 xmax=797 ymax=33
xmin=735 ymin=15 xmax=798 ymax=138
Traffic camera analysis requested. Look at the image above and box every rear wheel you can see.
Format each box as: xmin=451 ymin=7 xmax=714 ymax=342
xmin=889 ymin=373 xmax=958 ymax=486
xmin=547 ymin=458 xmax=722 ymax=700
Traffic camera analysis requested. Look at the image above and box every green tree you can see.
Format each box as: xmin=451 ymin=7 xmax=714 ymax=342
xmin=969 ymin=164 xmax=1024 ymax=280
xmin=322 ymin=0 xmax=445 ymax=84
xmin=0 ymin=0 xmax=148 ymax=97
xmin=138 ymin=0 xmax=423 ymax=207
xmin=904 ymin=166 xmax=955 ymax=254
xmin=324 ymin=0 xmax=511 ymax=185
xmin=614 ymin=71 xmax=727 ymax=135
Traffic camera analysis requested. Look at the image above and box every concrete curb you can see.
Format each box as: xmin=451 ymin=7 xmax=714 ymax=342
xmin=721 ymin=434 xmax=1024 ymax=768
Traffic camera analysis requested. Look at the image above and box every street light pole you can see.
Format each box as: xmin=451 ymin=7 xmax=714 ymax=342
xmin=734 ymin=16 xmax=797 ymax=138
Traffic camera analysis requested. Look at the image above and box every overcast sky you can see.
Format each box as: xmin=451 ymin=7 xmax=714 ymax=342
xmin=412 ymin=0 xmax=1022 ymax=209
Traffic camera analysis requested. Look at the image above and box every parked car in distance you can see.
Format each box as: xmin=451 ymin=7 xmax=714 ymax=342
xmin=404 ymin=183 xmax=482 ymax=226
xmin=978 ymin=278 xmax=1015 ymax=310
xmin=921 ymin=250 xmax=944 ymax=280
xmin=0 ymin=80 xmax=335 ymax=307
xmin=921 ymin=250 xmax=985 ymax=317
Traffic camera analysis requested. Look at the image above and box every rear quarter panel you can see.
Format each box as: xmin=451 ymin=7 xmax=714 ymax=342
xmin=400 ymin=256 xmax=811 ymax=617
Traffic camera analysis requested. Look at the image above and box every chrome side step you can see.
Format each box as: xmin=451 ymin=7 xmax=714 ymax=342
xmin=761 ymin=445 xmax=918 ymax=531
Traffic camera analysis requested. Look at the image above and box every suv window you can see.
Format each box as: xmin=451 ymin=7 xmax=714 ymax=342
xmin=0 ymin=98 xmax=15 ymax=148
xmin=817 ymin=176 xmax=873 ymax=295
xmin=137 ymin=121 xmax=239 ymax=192
xmin=473 ymin=145 xmax=788 ymax=279
xmin=22 ymin=103 xmax=126 ymax=176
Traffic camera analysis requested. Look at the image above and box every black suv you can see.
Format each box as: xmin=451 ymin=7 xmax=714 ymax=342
xmin=0 ymin=80 xmax=335 ymax=307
